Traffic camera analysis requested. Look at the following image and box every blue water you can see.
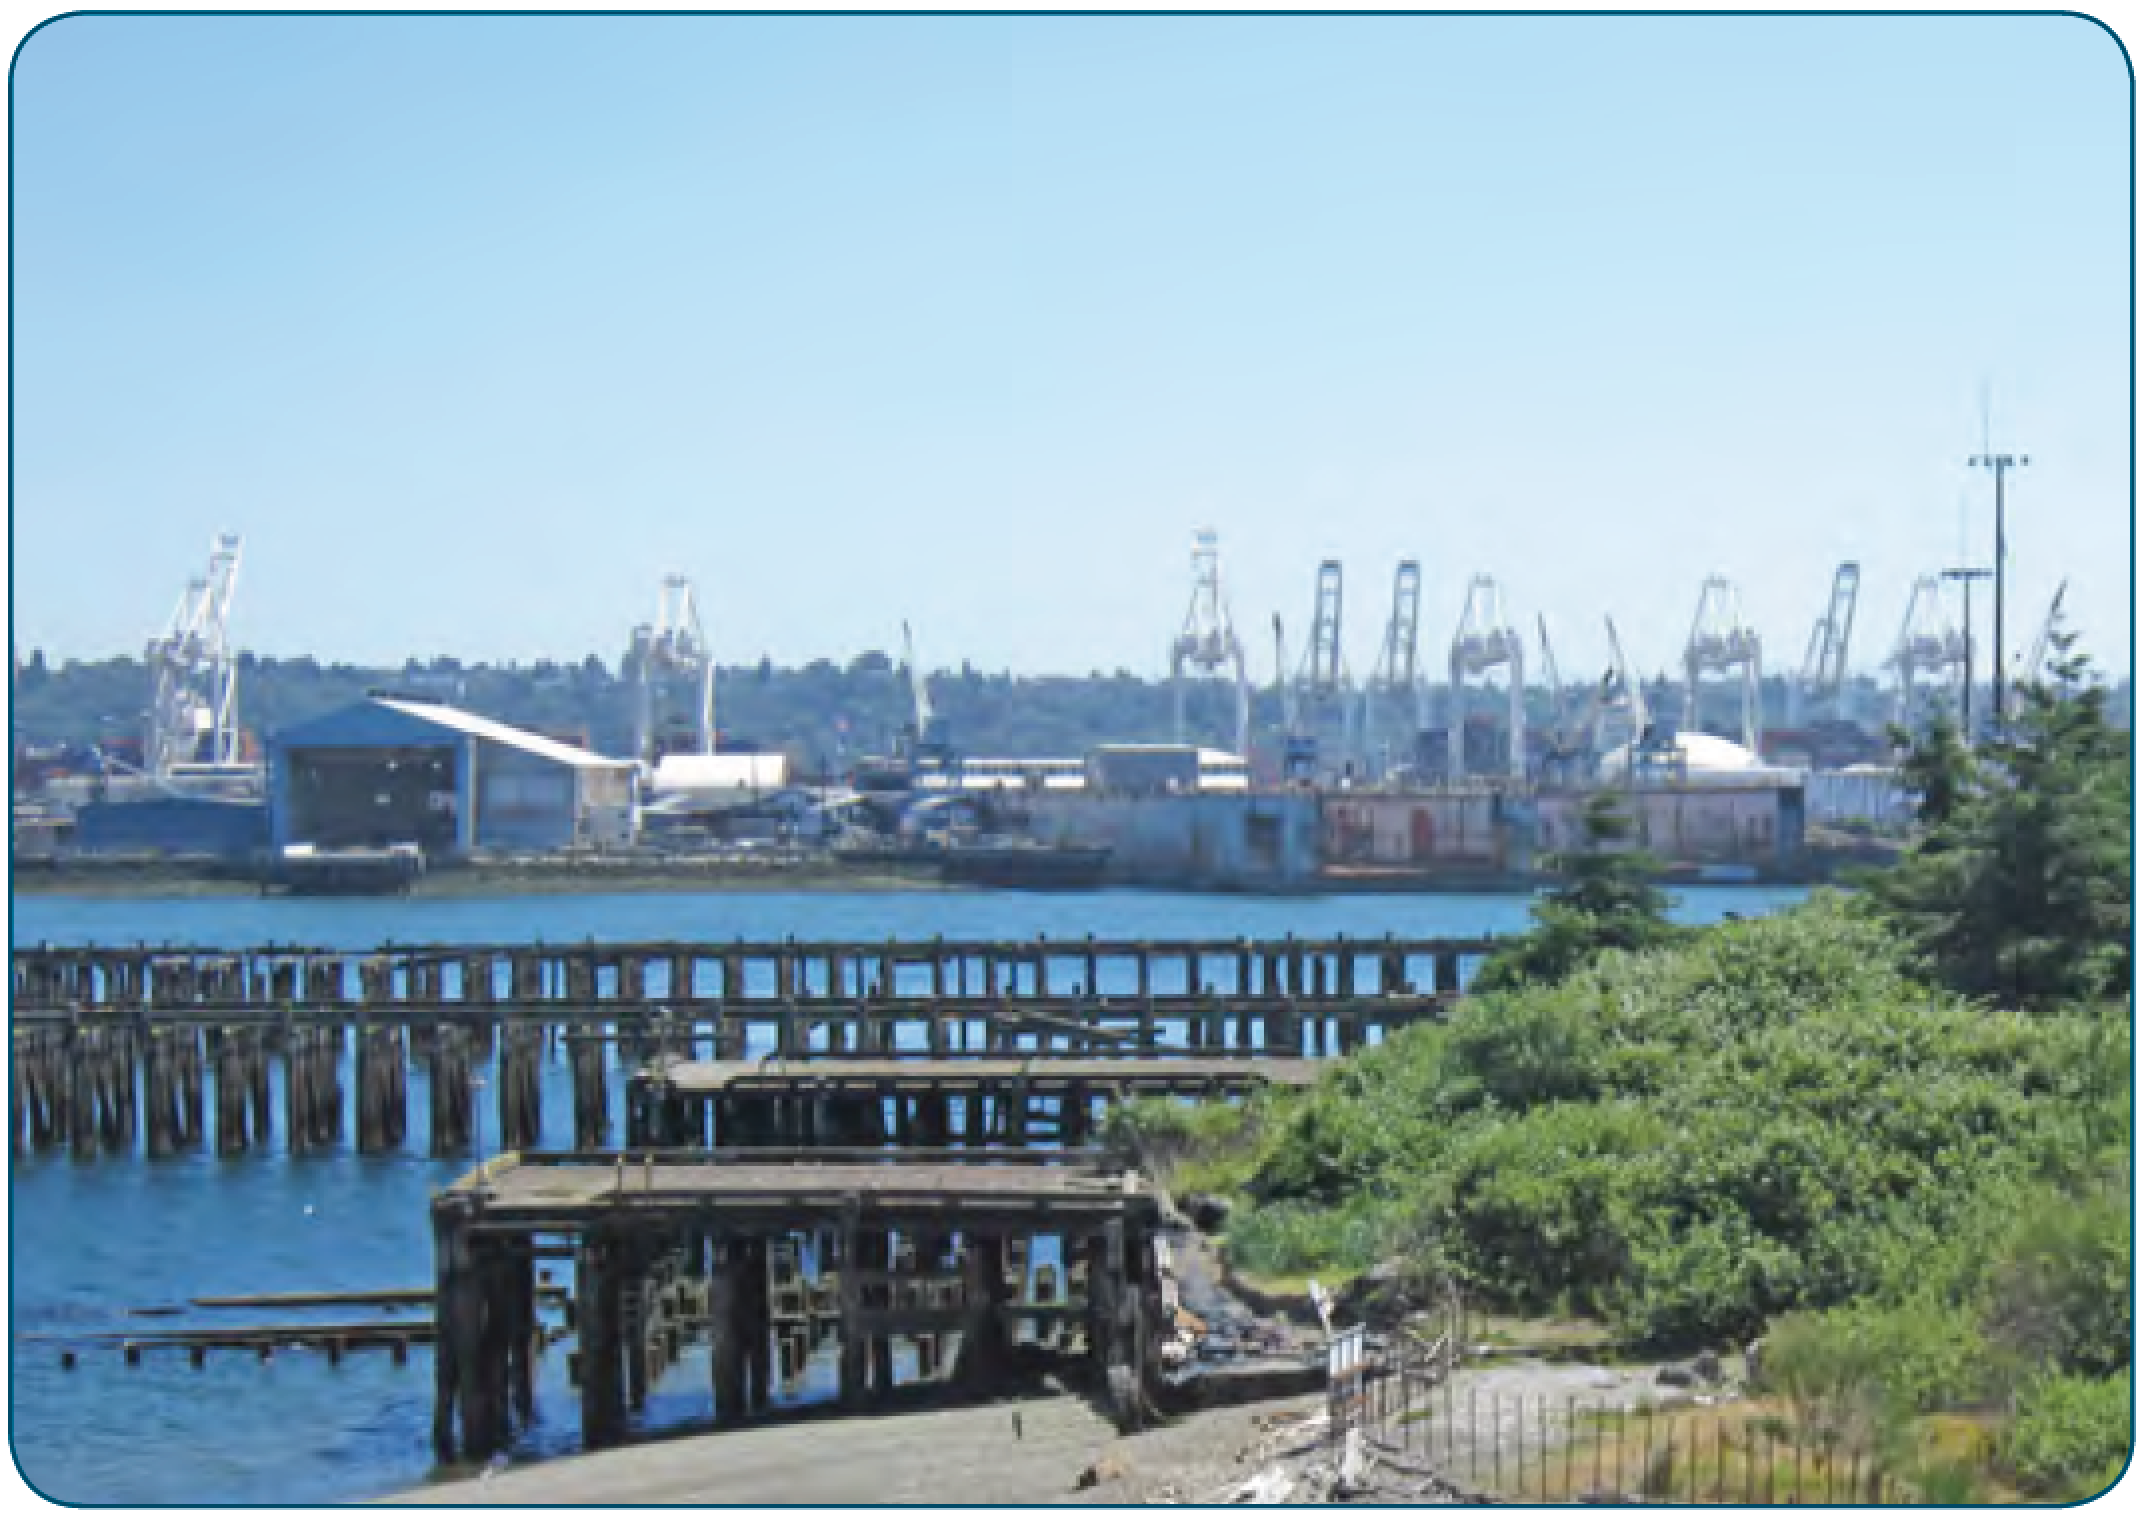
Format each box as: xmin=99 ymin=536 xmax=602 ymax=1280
xmin=8 ymin=885 xmax=1808 ymax=1504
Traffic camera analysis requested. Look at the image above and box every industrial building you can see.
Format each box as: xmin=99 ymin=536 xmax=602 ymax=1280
xmin=268 ymin=697 xmax=634 ymax=855
xmin=1019 ymin=791 xmax=1319 ymax=889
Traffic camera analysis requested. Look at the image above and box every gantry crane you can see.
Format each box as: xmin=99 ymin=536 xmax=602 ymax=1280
xmin=1447 ymin=574 xmax=1526 ymax=782
xmin=1592 ymin=615 xmax=1651 ymax=758
xmin=1361 ymin=560 xmax=1425 ymax=779
xmin=1890 ymin=574 xmax=1968 ymax=729
xmin=2006 ymin=581 xmax=2070 ymax=717
xmin=1289 ymin=560 xmax=1356 ymax=778
xmin=1168 ymin=529 xmax=1251 ymax=756
xmin=145 ymin=531 xmax=252 ymax=786
xmin=900 ymin=619 xmax=953 ymax=767
xmin=626 ymin=573 xmax=716 ymax=772
xmin=1681 ymin=575 xmax=1763 ymax=753
xmin=1785 ymin=562 xmax=1860 ymax=729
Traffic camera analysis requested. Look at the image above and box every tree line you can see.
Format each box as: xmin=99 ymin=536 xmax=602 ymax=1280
xmin=17 ymin=645 xmax=2120 ymax=772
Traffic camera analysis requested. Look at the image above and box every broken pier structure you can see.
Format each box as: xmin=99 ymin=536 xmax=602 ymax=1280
xmin=430 ymin=1149 xmax=1166 ymax=1463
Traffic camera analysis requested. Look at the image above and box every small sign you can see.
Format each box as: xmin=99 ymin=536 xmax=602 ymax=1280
xmin=1309 ymin=1278 xmax=1336 ymax=1336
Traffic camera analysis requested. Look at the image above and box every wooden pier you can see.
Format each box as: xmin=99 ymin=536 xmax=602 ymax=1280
xmin=18 ymin=932 xmax=1500 ymax=1463
xmin=11 ymin=932 xmax=1491 ymax=1026
xmin=11 ymin=934 xmax=1496 ymax=1161
xmin=430 ymin=1148 xmax=1166 ymax=1462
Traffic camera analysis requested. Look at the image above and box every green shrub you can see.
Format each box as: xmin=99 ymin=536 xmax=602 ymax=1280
xmin=1764 ymin=1297 xmax=1998 ymax=1423
xmin=2003 ymin=1372 xmax=2132 ymax=1500
xmin=1227 ymin=1197 xmax=1400 ymax=1280
xmin=1979 ymin=1171 xmax=2132 ymax=1382
xmin=1100 ymin=1095 xmax=1265 ymax=1195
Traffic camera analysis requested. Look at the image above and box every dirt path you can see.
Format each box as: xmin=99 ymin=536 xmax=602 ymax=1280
xmin=382 ymin=1389 xmax=1323 ymax=1506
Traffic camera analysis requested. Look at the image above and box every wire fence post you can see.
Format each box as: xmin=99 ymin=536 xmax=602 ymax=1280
xmin=1642 ymin=1398 xmax=1654 ymax=1497
xmin=1539 ymin=1394 xmax=1549 ymax=1501
xmin=1491 ymin=1388 xmax=1501 ymax=1492
xmin=1565 ymin=1395 xmax=1577 ymax=1499
xmin=1467 ymin=1384 xmax=1478 ymax=1481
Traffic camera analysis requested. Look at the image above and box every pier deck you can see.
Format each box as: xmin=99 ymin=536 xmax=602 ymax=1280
xmin=624 ymin=1055 xmax=1316 ymax=1148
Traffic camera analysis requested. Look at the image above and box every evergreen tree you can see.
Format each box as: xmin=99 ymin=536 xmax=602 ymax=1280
xmin=1867 ymin=632 xmax=2130 ymax=1006
xmin=1475 ymin=790 xmax=1681 ymax=991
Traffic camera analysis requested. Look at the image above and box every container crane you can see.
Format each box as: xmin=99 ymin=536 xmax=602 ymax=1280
xmin=1361 ymin=560 xmax=1425 ymax=779
xmin=1168 ymin=529 xmax=1250 ymax=756
xmin=626 ymin=573 xmax=716 ymax=772
xmin=1785 ymin=562 xmax=1860 ymax=728
xmin=1890 ymin=574 xmax=1967 ymax=729
xmin=1290 ymin=560 xmax=1356 ymax=779
xmin=2007 ymin=581 xmax=2070 ymax=717
xmin=1681 ymin=575 xmax=1763 ymax=753
xmin=900 ymin=620 xmax=953 ymax=766
xmin=1446 ymin=574 xmax=1526 ymax=782
xmin=145 ymin=531 xmax=254 ymax=788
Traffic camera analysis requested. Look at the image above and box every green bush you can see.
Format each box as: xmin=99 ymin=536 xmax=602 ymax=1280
xmin=1100 ymin=1094 xmax=1268 ymax=1196
xmin=1227 ymin=1196 xmax=1400 ymax=1280
xmin=2003 ymin=1372 xmax=2132 ymax=1500
xmin=1979 ymin=1171 xmax=2132 ymax=1382
xmin=1205 ymin=900 xmax=2127 ymax=1351
xmin=1764 ymin=1297 xmax=1999 ymax=1423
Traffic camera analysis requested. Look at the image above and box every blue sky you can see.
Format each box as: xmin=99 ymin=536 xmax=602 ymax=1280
xmin=8 ymin=12 xmax=2132 ymax=684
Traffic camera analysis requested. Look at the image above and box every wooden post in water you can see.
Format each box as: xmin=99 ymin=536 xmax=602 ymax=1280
xmin=578 ymin=1229 xmax=626 ymax=1450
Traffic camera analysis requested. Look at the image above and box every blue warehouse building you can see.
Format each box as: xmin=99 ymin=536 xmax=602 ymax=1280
xmin=268 ymin=697 xmax=635 ymax=855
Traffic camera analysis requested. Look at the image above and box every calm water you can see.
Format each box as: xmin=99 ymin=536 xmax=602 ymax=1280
xmin=8 ymin=885 xmax=1808 ymax=1505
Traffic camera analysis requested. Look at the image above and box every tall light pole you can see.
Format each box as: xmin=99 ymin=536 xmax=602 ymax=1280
xmin=1968 ymin=449 xmax=2028 ymax=729
xmin=1940 ymin=567 xmax=1993 ymax=736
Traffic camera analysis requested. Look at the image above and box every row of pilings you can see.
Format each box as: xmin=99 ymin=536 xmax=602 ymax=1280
xmin=14 ymin=933 xmax=1490 ymax=1013
xmin=8 ymin=1022 xmax=631 ymax=1160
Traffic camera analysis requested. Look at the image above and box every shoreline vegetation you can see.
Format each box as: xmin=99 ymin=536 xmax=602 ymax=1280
xmin=1105 ymin=644 xmax=2130 ymax=1505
